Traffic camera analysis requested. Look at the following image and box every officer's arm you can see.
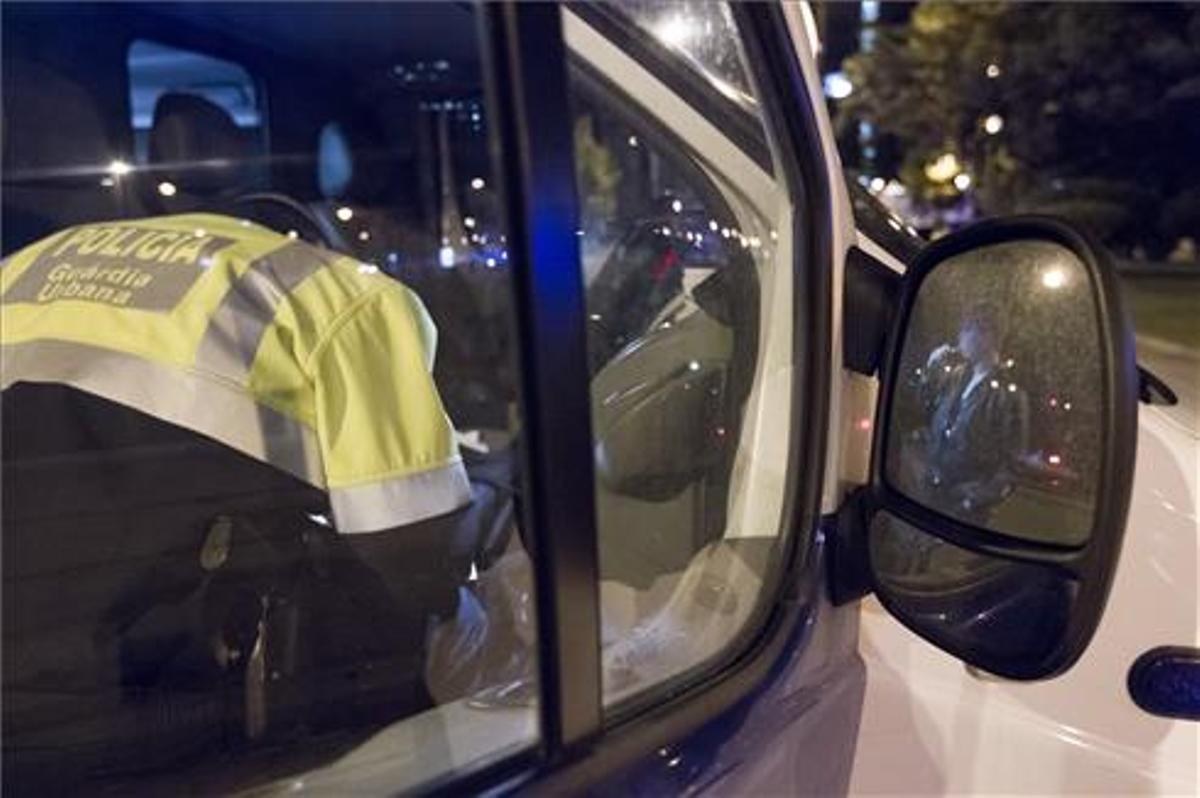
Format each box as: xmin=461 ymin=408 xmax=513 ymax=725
xmin=311 ymin=285 xmax=472 ymax=534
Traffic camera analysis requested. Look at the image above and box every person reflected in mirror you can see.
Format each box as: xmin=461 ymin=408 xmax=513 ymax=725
xmin=904 ymin=301 xmax=1029 ymax=527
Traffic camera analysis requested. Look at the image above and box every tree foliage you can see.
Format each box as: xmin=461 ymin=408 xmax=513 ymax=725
xmin=838 ymin=2 xmax=1200 ymax=255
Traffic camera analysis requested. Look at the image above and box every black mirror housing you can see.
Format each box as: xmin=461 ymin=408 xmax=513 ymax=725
xmin=864 ymin=216 xmax=1138 ymax=680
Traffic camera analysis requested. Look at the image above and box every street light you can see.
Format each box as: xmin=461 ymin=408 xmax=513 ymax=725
xmin=925 ymin=152 xmax=962 ymax=183
xmin=824 ymin=71 xmax=854 ymax=100
xmin=984 ymin=114 xmax=1004 ymax=135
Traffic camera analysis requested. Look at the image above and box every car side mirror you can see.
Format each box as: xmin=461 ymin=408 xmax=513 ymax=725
xmin=854 ymin=217 xmax=1138 ymax=680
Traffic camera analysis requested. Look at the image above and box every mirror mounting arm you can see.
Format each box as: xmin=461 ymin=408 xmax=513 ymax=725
xmin=828 ymin=486 xmax=876 ymax=606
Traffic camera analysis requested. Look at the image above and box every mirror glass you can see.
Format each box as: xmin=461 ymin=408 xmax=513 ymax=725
xmin=885 ymin=240 xmax=1103 ymax=546
xmin=870 ymin=511 xmax=1078 ymax=674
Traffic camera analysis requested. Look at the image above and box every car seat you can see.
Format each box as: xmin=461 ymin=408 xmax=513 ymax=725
xmin=1 ymin=58 xmax=125 ymax=254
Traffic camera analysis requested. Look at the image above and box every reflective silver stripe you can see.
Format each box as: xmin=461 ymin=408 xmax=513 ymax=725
xmin=0 ymin=340 xmax=324 ymax=486
xmin=194 ymin=242 xmax=330 ymax=381
xmin=328 ymin=460 xmax=472 ymax=534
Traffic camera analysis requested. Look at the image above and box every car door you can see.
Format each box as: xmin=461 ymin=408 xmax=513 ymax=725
xmin=1 ymin=2 xmax=861 ymax=794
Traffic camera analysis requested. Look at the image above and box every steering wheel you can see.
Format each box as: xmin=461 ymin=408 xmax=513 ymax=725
xmin=228 ymin=192 xmax=344 ymax=250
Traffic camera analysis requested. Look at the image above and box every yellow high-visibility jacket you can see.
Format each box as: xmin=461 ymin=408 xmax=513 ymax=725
xmin=1 ymin=213 xmax=470 ymax=533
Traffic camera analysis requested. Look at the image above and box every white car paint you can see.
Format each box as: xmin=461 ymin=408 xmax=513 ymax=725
xmin=851 ymin=403 xmax=1199 ymax=795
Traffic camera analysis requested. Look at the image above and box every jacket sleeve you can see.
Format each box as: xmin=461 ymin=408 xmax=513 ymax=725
xmin=311 ymin=285 xmax=471 ymax=533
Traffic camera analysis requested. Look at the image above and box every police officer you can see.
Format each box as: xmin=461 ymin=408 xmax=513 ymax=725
xmin=909 ymin=302 xmax=1028 ymax=526
xmin=1 ymin=213 xmax=472 ymax=531
xmin=1 ymin=213 xmax=480 ymax=782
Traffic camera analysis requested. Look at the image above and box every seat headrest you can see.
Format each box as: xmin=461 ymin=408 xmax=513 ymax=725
xmin=2 ymin=58 xmax=113 ymax=173
xmin=148 ymin=92 xmax=251 ymax=196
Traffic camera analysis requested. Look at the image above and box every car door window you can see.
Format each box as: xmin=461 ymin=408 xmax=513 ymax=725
xmin=2 ymin=3 xmax=535 ymax=794
xmin=564 ymin=4 xmax=802 ymax=710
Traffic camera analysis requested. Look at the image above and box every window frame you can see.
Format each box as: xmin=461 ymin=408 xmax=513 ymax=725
xmin=466 ymin=2 xmax=836 ymax=791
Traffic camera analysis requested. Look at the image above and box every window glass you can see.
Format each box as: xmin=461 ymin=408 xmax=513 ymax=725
xmin=565 ymin=4 xmax=799 ymax=709
xmin=2 ymin=3 xmax=534 ymax=794
xmin=617 ymin=0 xmax=758 ymax=113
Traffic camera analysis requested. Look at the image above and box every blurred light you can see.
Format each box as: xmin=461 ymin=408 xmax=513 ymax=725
xmin=984 ymin=114 xmax=1004 ymax=135
xmin=470 ymin=177 xmax=486 ymax=190
xmin=464 ymin=216 xmax=476 ymax=229
xmin=1048 ymin=453 xmax=1062 ymax=466
xmin=671 ymin=199 xmax=683 ymax=213
xmin=286 ymin=230 xmax=299 ymax=240
xmin=709 ymin=219 xmax=719 ymax=232
xmin=628 ymin=135 xmax=639 ymax=148
xmin=99 ymin=177 xmax=116 ymax=188
xmin=1008 ymin=383 xmax=1018 ymax=393
xmin=485 ymin=257 xmax=497 ymax=268
xmin=1005 ymin=358 xmax=1015 ymax=368
xmin=358 ymin=230 xmax=371 ymax=241
xmin=1049 ymin=396 xmax=1058 ymax=407
xmin=107 ymin=159 xmax=132 ymax=177
xmin=157 ymin=181 xmax=177 ymax=197
xmin=439 ymin=246 xmax=455 ymax=268
xmin=857 ymin=418 xmax=872 ymax=431
xmin=862 ymin=1 xmax=881 ymax=23
xmin=336 ymin=206 xmax=354 ymax=222
xmin=590 ymin=313 xmax=602 ymax=322
xmin=925 ymin=152 xmax=962 ymax=183
xmin=357 ymin=263 xmax=379 ymax=275
xmin=655 ymin=14 xmax=695 ymax=47
xmin=869 ymin=176 xmax=886 ymax=193
xmin=193 ymin=229 xmax=207 ymax=238
xmin=1041 ymin=267 xmax=1067 ymax=289
xmin=1063 ymin=401 xmax=1072 ymax=411
xmin=954 ymin=173 xmax=972 ymax=191
xmin=688 ymin=360 xmax=701 ymax=372
xmin=824 ymin=71 xmax=854 ymax=100
xmin=986 ymin=63 xmax=1002 ymax=79
xmin=990 ymin=379 xmax=1000 ymax=389
xmin=887 ymin=217 xmax=903 ymax=231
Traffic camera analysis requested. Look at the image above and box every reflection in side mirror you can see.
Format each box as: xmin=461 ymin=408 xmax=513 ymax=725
xmin=867 ymin=217 xmax=1137 ymax=680
xmin=885 ymin=239 xmax=1101 ymax=546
